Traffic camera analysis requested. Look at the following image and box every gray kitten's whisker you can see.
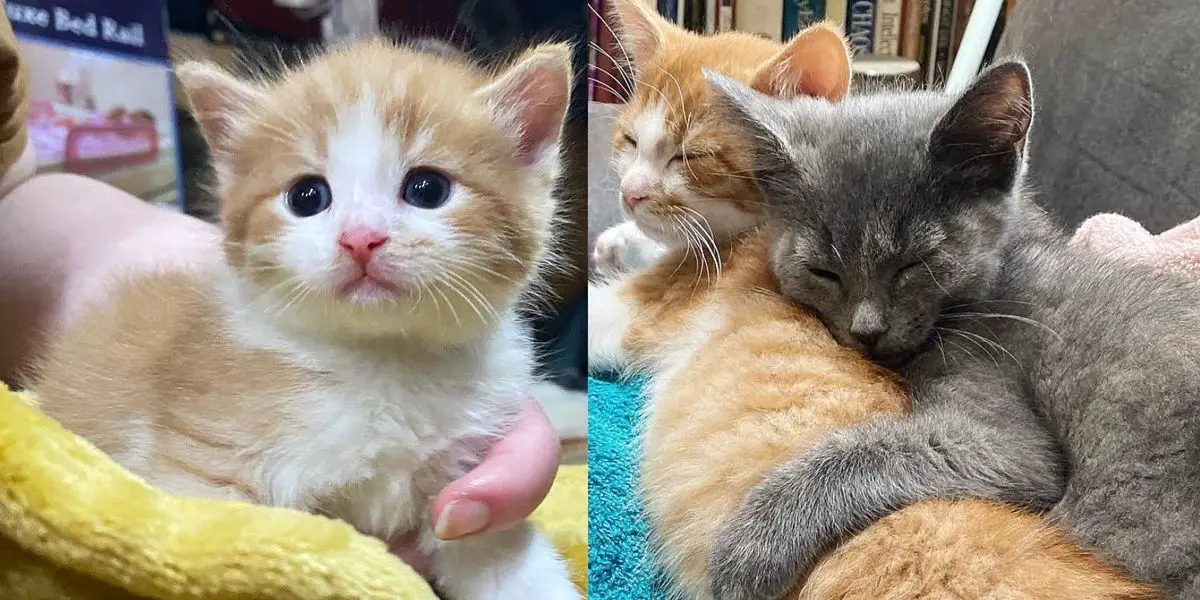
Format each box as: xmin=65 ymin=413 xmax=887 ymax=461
xmin=941 ymin=312 xmax=1063 ymax=341
xmin=920 ymin=257 xmax=949 ymax=296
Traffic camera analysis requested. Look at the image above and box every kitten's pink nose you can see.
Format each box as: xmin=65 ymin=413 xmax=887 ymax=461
xmin=339 ymin=227 xmax=389 ymax=267
xmin=621 ymin=187 xmax=650 ymax=212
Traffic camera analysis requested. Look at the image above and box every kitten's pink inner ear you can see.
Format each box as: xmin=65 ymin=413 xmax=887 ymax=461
xmin=610 ymin=0 xmax=669 ymax=67
xmin=479 ymin=45 xmax=572 ymax=165
xmin=752 ymin=23 xmax=851 ymax=102
xmin=175 ymin=62 xmax=262 ymax=156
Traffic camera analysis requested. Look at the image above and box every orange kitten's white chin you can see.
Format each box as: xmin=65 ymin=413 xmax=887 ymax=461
xmin=336 ymin=274 xmax=407 ymax=304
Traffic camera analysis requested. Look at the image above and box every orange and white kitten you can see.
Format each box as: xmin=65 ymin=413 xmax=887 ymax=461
xmin=34 ymin=40 xmax=578 ymax=600
xmin=589 ymin=2 xmax=1155 ymax=599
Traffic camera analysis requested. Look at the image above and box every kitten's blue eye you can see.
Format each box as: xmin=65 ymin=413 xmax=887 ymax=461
xmin=401 ymin=168 xmax=452 ymax=209
xmin=286 ymin=176 xmax=332 ymax=218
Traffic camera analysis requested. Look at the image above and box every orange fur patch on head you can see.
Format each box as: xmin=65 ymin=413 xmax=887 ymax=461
xmin=604 ymin=5 xmax=851 ymax=244
xmin=176 ymin=39 xmax=572 ymax=342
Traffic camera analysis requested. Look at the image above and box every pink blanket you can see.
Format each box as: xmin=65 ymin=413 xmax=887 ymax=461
xmin=1070 ymin=213 xmax=1200 ymax=279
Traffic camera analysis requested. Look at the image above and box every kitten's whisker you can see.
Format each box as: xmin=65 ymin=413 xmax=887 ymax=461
xmin=679 ymin=216 xmax=713 ymax=286
xmin=678 ymin=207 xmax=723 ymax=280
xmin=933 ymin=329 xmax=949 ymax=369
xmin=428 ymin=276 xmax=462 ymax=327
xmin=439 ymin=255 xmax=519 ymax=284
xmin=938 ymin=327 xmax=1012 ymax=370
xmin=943 ymin=312 xmax=1062 ymax=341
xmin=586 ymin=5 xmax=636 ymax=96
xmin=940 ymin=338 xmax=978 ymax=364
xmin=441 ymin=274 xmax=491 ymax=325
xmin=442 ymin=270 xmax=499 ymax=320
xmin=583 ymin=54 xmax=633 ymax=97
xmin=587 ymin=76 xmax=631 ymax=103
xmin=945 ymin=299 xmax=1035 ymax=309
xmin=920 ymin=257 xmax=950 ymax=296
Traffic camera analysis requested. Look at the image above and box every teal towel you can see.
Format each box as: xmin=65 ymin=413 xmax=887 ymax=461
xmin=587 ymin=374 xmax=668 ymax=599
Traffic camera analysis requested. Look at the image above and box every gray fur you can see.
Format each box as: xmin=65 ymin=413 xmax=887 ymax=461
xmin=704 ymin=64 xmax=1200 ymax=600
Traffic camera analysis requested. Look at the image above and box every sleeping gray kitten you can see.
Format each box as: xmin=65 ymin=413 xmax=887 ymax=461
xmin=704 ymin=63 xmax=1200 ymax=600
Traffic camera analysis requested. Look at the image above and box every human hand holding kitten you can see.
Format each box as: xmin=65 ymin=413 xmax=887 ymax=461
xmin=390 ymin=397 xmax=561 ymax=572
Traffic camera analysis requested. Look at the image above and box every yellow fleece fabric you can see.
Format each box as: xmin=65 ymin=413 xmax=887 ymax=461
xmin=0 ymin=383 xmax=587 ymax=599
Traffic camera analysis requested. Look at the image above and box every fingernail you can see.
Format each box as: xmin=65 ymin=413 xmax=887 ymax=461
xmin=434 ymin=500 xmax=491 ymax=540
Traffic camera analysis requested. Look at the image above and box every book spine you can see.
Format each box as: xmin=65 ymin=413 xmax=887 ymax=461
xmin=825 ymin=0 xmax=848 ymax=29
xmin=948 ymin=0 xmax=974 ymax=70
xmin=923 ymin=0 xmax=941 ymax=86
xmin=658 ymin=0 xmax=678 ymax=21
xmin=734 ymin=0 xmax=783 ymax=39
xmin=718 ymin=0 xmax=736 ymax=31
xmin=873 ymin=0 xmax=902 ymax=55
xmin=684 ymin=0 xmax=707 ymax=31
xmin=706 ymin=0 xmax=718 ymax=33
xmin=782 ymin=0 xmax=826 ymax=39
xmin=899 ymin=0 xmax=923 ymax=60
xmin=592 ymin=0 xmax=624 ymax=102
xmin=846 ymin=0 xmax=876 ymax=54
xmin=930 ymin=0 xmax=954 ymax=86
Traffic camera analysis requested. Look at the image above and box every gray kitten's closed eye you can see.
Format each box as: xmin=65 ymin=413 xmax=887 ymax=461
xmin=706 ymin=61 xmax=1200 ymax=600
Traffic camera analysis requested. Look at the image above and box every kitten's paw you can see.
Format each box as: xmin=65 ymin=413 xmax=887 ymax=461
xmin=592 ymin=221 xmax=657 ymax=275
xmin=709 ymin=511 xmax=808 ymax=600
xmin=436 ymin=526 xmax=579 ymax=600
xmin=496 ymin=572 xmax=580 ymax=600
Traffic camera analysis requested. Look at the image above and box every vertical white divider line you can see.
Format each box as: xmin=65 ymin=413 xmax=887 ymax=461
xmin=943 ymin=0 xmax=1004 ymax=95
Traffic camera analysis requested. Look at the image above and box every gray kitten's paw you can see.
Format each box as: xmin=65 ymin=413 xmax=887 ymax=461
xmin=709 ymin=511 xmax=807 ymax=600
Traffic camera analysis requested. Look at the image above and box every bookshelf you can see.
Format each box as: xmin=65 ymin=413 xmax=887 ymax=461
xmin=588 ymin=0 xmax=1017 ymax=102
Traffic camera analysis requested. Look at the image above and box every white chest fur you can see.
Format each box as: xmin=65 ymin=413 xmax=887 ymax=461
xmin=226 ymin=302 xmax=534 ymax=538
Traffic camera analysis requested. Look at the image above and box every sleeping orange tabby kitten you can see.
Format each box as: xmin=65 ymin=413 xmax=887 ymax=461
xmin=34 ymin=40 xmax=578 ymax=599
xmin=589 ymin=2 xmax=1155 ymax=598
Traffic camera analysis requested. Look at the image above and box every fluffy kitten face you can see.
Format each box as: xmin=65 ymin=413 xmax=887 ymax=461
xmin=178 ymin=40 xmax=571 ymax=342
xmin=707 ymin=63 xmax=1034 ymax=365
xmin=606 ymin=0 xmax=850 ymax=245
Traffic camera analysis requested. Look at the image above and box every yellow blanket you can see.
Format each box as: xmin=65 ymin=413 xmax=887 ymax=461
xmin=0 ymin=383 xmax=587 ymax=599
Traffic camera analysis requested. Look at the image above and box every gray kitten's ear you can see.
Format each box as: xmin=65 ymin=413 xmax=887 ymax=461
xmin=930 ymin=61 xmax=1033 ymax=192
xmin=704 ymin=71 xmax=791 ymax=156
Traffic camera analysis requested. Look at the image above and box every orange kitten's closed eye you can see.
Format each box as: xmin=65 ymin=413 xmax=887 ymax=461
xmin=176 ymin=40 xmax=571 ymax=343
xmin=605 ymin=0 xmax=850 ymax=248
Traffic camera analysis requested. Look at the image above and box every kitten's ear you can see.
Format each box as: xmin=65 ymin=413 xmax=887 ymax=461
xmin=176 ymin=61 xmax=263 ymax=157
xmin=609 ymin=0 xmax=670 ymax=68
xmin=705 ymin=71 xmax=791 ymax=162
xmin=929 ymin=61 xmax=1033 ymax=191
xmin=752 ymin=22 xmax=851 ymax=102
xmin=476 ymin=43 xmax=572 ymax=166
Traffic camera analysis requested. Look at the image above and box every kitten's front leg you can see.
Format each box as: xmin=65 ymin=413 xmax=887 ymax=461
xmin=709 ymin=397 xmax=1066 ymax=600
xmin=592 ymin=220 xmax=666 ymax=276
xmin=587 ymin=281 xmax=636 ymax=372
xmin=426 ymin=522 xmax=579 ymax=600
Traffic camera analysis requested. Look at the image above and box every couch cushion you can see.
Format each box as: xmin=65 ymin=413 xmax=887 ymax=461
xmin=998 ymin=0 xmax=1200 ymax=232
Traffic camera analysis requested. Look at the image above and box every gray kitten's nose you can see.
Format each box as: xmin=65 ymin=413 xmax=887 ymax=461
xmin=850 ymin=302 xmax=889 ymax=347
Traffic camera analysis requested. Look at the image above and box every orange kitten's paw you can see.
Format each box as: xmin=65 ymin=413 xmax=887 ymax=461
xmin=592 ymin=221 xmax=662 ymax=276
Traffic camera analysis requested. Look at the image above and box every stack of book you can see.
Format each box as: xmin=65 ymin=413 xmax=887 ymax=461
xmin=589 ymin=0 xmax=1018 ymax=102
